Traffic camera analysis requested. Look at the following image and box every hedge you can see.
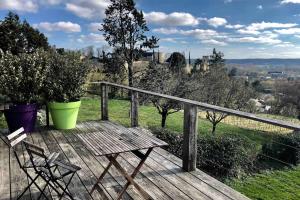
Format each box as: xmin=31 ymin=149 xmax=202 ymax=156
xmin=150 ymin=127 xmax=259 ymax=179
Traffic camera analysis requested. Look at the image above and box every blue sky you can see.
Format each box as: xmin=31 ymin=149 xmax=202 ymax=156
xmin=1 ymin=0 xmax=300 ymax=58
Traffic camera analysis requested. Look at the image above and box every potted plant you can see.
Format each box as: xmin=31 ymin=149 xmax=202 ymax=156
xmin=45 ymin=51 xmax=90 ymax=130
xmin=0 ymin=49 xmax=50 ymax=132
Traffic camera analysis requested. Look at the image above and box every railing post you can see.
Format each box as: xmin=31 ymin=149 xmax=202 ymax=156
xmin=101 ymin=83 xmax=108 ymax=120
xmin=182 ymin=104 xmax=198 ymax=172
xmin=131 ymin=91 xmax=139 ymax=127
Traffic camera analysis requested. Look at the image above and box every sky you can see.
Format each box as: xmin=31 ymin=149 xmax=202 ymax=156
xmin=1 ymin=0 xmax=300 ymax=59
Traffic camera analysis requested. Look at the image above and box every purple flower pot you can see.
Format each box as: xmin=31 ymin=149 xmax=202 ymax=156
xmin=4 ymin=104 xmax=38 ymax=133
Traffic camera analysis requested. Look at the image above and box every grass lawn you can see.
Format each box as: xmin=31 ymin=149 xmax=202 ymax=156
xmin=1 ymin=97 xmax=299 ymax=200
xmin=227 ymin=166 xmax=300 ymax=200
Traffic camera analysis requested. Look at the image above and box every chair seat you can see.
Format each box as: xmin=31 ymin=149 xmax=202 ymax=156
xmin=53 ymin=160 xmax=81 ymax=172
xmin=23 ymin=152 xmax=60 ymax=168
xmin=38 ymin=160 xmax=81 ymax=181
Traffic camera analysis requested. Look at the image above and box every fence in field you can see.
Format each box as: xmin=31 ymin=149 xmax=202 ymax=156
xmin=88 ymin=81 xmax=300 ymax=173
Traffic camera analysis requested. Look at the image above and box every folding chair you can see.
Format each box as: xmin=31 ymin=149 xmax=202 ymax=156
xmin=3 ymin=127 xmax=51 ymax=200
xmin=23 ymin=141 xmax=81 ymax=200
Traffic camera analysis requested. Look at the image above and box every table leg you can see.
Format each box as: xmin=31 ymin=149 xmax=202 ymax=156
xmin=107 ymin=148 xmax=154 ymax=200
xmin=90 ymin=153 xmax=119 ymax=194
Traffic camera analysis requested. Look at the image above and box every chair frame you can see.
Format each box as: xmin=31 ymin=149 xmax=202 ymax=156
xmin=23 ymin=141 xmax=79 ymax=200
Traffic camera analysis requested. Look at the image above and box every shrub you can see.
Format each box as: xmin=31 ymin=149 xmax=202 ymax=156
xmin=262 ymin=132 xmax=300 ymax=165
xmin=0 ymin=49 xmax=50 ymax=104
xmin=45 ymin=51 xmax=90 ymax=102
xmin=151 ymin=127 xmax=258 ymax=179
xmin=197 ymin=134 xmax=258 ymax=179
xmin=150 ymin=127 xmax=183 ymax=157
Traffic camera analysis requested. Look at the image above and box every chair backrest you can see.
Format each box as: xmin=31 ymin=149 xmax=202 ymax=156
xmin=7 ymin=127 xmax=27 ymax=148
xmin=23 ymin=141 xmax=54 ymax=176
xmin=5 ymin=127 xmax=27 ymax=167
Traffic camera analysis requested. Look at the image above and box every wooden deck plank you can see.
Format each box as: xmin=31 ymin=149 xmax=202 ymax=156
xmin=0 ymin=136 xmax=11 ymax=200
xmin=150 ymin=151 xmax=232 ymax=200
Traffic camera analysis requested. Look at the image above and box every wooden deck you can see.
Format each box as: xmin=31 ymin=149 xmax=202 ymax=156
xmin=0 ymin=120 xmax=250 ymax=200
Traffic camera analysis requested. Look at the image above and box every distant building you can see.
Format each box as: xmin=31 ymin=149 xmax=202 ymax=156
xmin=268 ymin=71 xmax=285 ymax=79
xmin=194 ymin=56 xmax=209 ymax=72
xmin=140 ymin=51 xmax=166 ymax=63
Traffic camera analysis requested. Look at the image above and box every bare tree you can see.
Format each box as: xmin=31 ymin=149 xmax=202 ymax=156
xmin=191 ymin=49 xmax=255 ymax=134
xmin=139 ymin=62 xmax=193 ymax=127
xmin=274 ymin=80 xmax=300 ymax=119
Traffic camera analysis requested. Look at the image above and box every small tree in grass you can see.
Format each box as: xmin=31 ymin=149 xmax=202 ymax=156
xmin=139 ymin=62 xmax=193 ymax=127
xmin=191 ymin=49 xmax=255 ymax=134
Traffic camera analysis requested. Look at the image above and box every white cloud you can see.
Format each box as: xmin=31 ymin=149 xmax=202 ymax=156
xmin=201 ymin=39 xmax=227 ymax=46
xmin=237 ymin=21 xmax=298 ymax=35
xmin=257 ymin=5 xmax=263 ymax=10
xmin=66 ymin=0 xmax=109 ymax=19
xmin=88 ymin=22 xmax=102 ymax=32
xmin=181 ymin=29 xmax=219 ymax=40
xmin=0 ymin=0 xmax=38 ymax=12
xmin=228 ymin=36 xmax=282 ymax=45
xmin=144 ymin=12 xmax=200 ymax=26
xmin=160 ymin=38 xmax=178 ymax=43
xmin=274 ymin=42 xmax=295 ymax=47
xmin=153 ymin=27 xmax=225 ymax=42
xmin=207 ymin=17 xmax=227 ymax=27
xmin=34 ymin=21 xmax=81 ymax=32
xmin=153 ymin=28 xmax=180 ymax=34
xmin=275 ymin=27 xmax=300 ymax=34
xmin=281 ymin=0 xmax=300 ymax=4
xmin=224 ymin=0 xmax=232 ymax=3
xmin=41 ymin=0 xmax=63 ymax=5
xmin=246 ymin=21 xmax=297 ymax=31
xmin=225 ymin=24 xmax=245 ymax=29
xmin=237 ymin=29 xmax=260 ymax=35
xmin=77 ymin=33 xmax=105 ymax=43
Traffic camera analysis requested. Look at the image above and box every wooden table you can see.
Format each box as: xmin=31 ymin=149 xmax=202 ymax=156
xmin=78 ymin=128 xmax=168 ymax=200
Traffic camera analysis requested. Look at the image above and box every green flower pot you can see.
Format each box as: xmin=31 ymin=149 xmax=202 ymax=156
xmin=48 ymin=101 xmax=81 ymax=130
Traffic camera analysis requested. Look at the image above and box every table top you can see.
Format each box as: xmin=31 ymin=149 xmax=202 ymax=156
xmin=77 ymin=129 xmax=168 ymax=156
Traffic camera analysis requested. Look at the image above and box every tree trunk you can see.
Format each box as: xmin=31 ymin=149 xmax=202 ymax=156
xmin=161 ymin=112 xmax=168 ymax=128
xmin=128 ymin=60 xmax=133 ymax=87
xmin=211 ymin=123 xmax=217 ymax=135
xmin=152 ymin=49 xmax=155 ymax=62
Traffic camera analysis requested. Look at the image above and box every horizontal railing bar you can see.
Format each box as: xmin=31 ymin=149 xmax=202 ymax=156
xmin=90 ymin=81 xmax=300 ymax=131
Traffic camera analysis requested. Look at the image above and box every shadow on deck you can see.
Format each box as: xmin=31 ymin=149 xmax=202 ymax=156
xmin=0 ymin=120 xmax=249 ymax=200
